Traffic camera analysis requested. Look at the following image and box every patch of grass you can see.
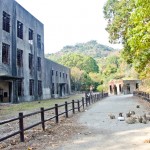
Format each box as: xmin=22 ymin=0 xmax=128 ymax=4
xmin=0 ymin=94 xmax=84 ymax=119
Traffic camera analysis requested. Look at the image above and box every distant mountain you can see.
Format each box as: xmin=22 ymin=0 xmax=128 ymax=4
xmin=45 ymin=40 xmax=118 ymax=61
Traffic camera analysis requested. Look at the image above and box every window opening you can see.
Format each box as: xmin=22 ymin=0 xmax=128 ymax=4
xmin=2 ymin=43 xmax=10 ymax=64
xmin=17 ymin=21 xmax=23 ymax=39
xmin=3 ymin=11 xmax=10 ymax=32
xmin=29 ymin=79 xmax=34 ymax=95
xmin=37 ymin=34 xmax=41 ymax=49
xmin=17 ymin=49 xmax=23 ymax=67
xmin=29 ymin=54 xmax=33 ymax=69
xmin=38 ymin=80 xmax=42 ymax=96
xmin=37 ymin=57 xmax=41 ymax=71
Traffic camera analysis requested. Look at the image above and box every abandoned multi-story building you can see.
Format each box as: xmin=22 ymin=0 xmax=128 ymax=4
xmin=0 ymin=0 xmax=71 ymax=103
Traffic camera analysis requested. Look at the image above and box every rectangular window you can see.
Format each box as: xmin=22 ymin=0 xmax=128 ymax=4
xmin=63 ymin=73 xmax=65 ymax=78
xmin=66 ymin=74 xmax=67 ymax=78
xmin=37 ymin=34 xmax=41 ymax=49
xmin=17 ymin=21 xmax=23 ymax=39
xmin=52 ymin=83 xmax=54 ymax=94
xmin=3 ymin=11 xmax=10 ymax=32
xmin=29 ymin=53 xmax=33 ymax=69
xmin=56 ymin=71 xmax=58 ymax=76
xmin=29 ymin=79 xmax=34 ymax=95
xmin=60 ymin=72 xmax=61 ymax=77
xmin=2 ymin=43 xmax=10 ymax=64
xmin=37 ymin=57 xmax=41 ymax=71
xmin=17 ymin=49 xmax=23 ymax=67
xmin=29 ymin=28 xmax=33 ymax=44
xmin=18 ymin=80 xmax=23 ymax=96
xmin=56 ymin=83 xmax=59 ymax=94
xmin=38 ymin=80 xmax=42 ymax=96
xmin=52 ymin=70 xmax=54 ymax=76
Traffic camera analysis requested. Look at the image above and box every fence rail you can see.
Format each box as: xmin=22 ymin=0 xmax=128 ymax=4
xmin=133 ymin=91 xmax=150 ymax=101
xmin=0 ymin=92 xmax=108 ymax=142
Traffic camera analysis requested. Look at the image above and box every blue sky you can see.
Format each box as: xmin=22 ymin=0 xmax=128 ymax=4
xmin=16 ymin=0 xmax=122 ymax=54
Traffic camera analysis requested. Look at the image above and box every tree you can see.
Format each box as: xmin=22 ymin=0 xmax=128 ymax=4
xmin=103 ymin=0 xmax=150 ymax=77
xmin=71 ymin=67 xmax=84 ymax=91
xmin=59 ymin=53 xmax=99 ymax=73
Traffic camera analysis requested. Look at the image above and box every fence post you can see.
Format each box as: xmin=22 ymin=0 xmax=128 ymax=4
xmin=82 ymin=97 xmax=84 ymax=110
xmin=85 ymin=92 xmax=88 ymax=107
xmin=102 ymin=90 xmax=104 ymax=98
xmin=19 ymin=112 xmax=24 ymax=142
xmin=65 ymin=101 xmax=68 ymax=118
xmin=77 ymin=100 xmax=80 ymax=112
xmin=89 ymin=96 xmax=91 ymax=105
xmin=55 ymin=104 xmax=59 ymax=123
xmin=72 ymin=100 xmax=75 ymax=114
xmin=41 ymin=107 xmax=45 ymax=130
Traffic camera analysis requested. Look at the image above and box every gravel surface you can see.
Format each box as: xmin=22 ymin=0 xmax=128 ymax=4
xmin=1 ymin=95 xmax=150 ymax=150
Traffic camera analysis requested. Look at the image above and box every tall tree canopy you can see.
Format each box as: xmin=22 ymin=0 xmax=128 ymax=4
xmin=59 ymin=53 xmax=99 ymax=73
xmin=104 ymin=0 xmax=150 ymax=77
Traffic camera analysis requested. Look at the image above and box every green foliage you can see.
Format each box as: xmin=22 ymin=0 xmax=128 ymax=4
xmin=45 ymin=40 xmax=116 ymax=61
xmin=104 ymin=0 xmax=150 ymax=78
xmin=59 ymin=53 xmax=99 ymax=73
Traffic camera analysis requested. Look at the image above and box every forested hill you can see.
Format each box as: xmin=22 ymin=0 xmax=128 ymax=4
xmin=45 ymin=40 xmax=117 ymax=61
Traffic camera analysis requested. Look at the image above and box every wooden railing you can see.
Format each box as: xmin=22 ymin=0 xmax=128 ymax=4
xmin=0 ymin=92 xmax=108 ymax=142
xmin=133 ymin=91 xmax=150 ymax=101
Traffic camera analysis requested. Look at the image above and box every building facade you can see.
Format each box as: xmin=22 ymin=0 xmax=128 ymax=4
xmin=108 ymin=79 xmax=141 ymax=95
xmin=0 ymin=0 xmax=71 ymax=103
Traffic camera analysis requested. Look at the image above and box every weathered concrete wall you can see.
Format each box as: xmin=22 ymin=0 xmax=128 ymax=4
xmin=44 ymin=59 xmax=71 ymax=99
xmin=0 ymin=0 xmax=71 ymax=103
xmin=109 ymin=79 xmax=141 ymax=95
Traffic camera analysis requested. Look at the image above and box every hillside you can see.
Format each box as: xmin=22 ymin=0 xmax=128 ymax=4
xmin=45 ymin=40 xmax=117 ymax=61
xmin=45 ymin=40 xmax=138 ymax=92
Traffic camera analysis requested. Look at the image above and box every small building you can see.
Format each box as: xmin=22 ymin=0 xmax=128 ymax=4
xmin=108 ymin=79 xmax=141 ymax=95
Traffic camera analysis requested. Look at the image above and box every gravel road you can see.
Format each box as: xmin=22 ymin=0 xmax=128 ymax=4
xmin=53 ymin=94 xmax=150 ymax=150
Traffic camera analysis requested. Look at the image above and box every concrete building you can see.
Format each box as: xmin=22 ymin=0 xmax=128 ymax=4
xmin=108 ymin=79 xmax=141 ymax=95
xmin=0 ymin=0 xmax=71 ymax=103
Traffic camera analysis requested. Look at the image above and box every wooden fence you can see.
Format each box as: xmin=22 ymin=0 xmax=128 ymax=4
xmin=133 ymin=91 xmax=150 ymax=101
xmin=0 ymin=92 xmax=108 ymax=142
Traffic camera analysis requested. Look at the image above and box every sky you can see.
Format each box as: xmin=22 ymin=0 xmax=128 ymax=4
xmin=16 ymin=0 xmax=122 ymax=54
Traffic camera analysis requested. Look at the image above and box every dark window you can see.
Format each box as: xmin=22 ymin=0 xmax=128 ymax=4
xmin=29 ymin=53 xmax=33 ymax=69
xmin=60 ymin=72 xmax=61 ymax=77
xmin=56 ymin=83 xmax=59 ymax=94
xmin=52 ymin=70 xmax=54 ymax=76
xmin=2 ymin=43 xmax=10 ymax=64
xmin=29 ymin=79 xmax=34 ymax=95
xmin=29 ymin=28 xmax=33 ymax=40
xmin=37 ymin=57 xmax=41 ymax=71
xmin=66 ymin=84 xmax=68 ymax=93
xmin=63 ymin=73 xmax=65 ymax=78
xmin=38 ymin=80 xmax=42 ymax=96
xmin=17 ymin=49 xmax=23 ymax=67
xmin=4 ymin=92 xmax=8 ymax=97
xmin=56 ymin=71 xmax=58 ymax=76
xmin=18 ymin=80 xmax=23 ymax=96
xmin=52 ymin=83 xmax=54 ymax=94
xmin=3 ymin=11 xmax=10 ymax=32
xmin=29 ymin=28 xmax=33 ymax=44
xmin=37 ymin=34 xmax=41 ymax=49
xmin=17 ymin=21 xmax=23 ymax=39
xmin=119 ymin=84 xmax=122 ymax=92
xmin=136 ymin=83 xmax=139 ymax=89
xmin=66 ymin=74 xmax=67 ymax=78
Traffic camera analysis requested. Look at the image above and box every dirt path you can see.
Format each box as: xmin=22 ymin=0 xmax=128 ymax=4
xmin=1 ymin=95 xmax=150 ymax=150
xmin=52 ymin=95 xmax=150 ymax=150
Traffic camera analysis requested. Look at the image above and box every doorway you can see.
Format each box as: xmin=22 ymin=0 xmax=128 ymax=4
xmin=0 ymin=89 xmax=3 ymax=102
